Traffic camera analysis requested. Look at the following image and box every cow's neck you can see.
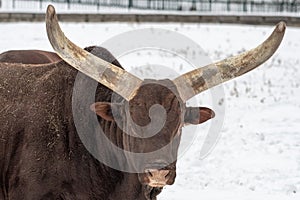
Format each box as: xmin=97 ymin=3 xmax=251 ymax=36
xmin=109 ymin=172 xmax=161 ymax=200
xmin=101 ymin=119 xmax=160 ymax=200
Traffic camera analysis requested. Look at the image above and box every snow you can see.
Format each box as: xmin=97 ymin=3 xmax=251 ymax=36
xmin=0 ymin=21 xmax=299 ymax=199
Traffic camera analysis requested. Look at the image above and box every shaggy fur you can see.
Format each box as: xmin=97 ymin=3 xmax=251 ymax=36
xmin=0 ymin=47 xmax=158 ymax=200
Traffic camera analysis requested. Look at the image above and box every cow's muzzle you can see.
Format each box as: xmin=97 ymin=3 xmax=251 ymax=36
xmin=145 ymin=169 xmax=172 ymax=187
xmin=139 ymin=167 xmax=176 ymax=187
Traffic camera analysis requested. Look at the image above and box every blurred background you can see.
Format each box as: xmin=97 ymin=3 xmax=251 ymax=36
xmin=0 ymin=0 xmax=300 ymax=14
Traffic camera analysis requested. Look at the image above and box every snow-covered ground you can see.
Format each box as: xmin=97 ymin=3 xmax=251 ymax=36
xmin=0 ymin=21 xmax=299 ymax=199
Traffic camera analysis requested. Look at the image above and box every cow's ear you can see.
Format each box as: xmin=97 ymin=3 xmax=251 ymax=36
xmin=90 ymin=102 xmax=121 ymax=121
xmin=184 ymin=107 xmax=215 ymax=125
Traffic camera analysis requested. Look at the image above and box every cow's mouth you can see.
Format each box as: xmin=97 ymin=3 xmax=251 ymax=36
xmin=144 ymin=185 xmax=162 ymax=200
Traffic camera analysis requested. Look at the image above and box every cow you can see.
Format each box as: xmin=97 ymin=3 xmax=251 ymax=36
xmin=0 ymin=5 xmax=285 ymax=200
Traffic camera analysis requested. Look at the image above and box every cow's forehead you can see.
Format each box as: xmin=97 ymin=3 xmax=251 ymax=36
xmin=131 ymin=79 xmax=182 ymax=101
xmin=127 ymin=79 xmax=184 ymax=128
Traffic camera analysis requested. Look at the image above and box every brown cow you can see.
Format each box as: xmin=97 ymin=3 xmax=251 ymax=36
xmin=0 ymin=5 xmax=285 ymax=200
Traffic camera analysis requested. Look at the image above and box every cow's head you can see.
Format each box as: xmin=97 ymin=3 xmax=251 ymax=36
xmin=46 ymin=4 xmax=285 ymax=198
xmin=90 ymin=79 xmax=215 ymax=189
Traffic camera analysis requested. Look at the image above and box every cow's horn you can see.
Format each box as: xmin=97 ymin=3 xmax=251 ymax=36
xmin=173 ymin=22 xmax=286 ymax=102
xmin=46 ymin=5 xmax=142 ymax=101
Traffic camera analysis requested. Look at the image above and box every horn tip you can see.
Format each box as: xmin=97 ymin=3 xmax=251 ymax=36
xmin=277 ymin=21 xmax=286 ymax=32
xmin=46 ymin=4 xmax=56 ymax=17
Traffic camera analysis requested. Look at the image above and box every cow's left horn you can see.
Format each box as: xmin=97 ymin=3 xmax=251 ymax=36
xmin=173 ymin=22 xmax=286 ymax=102
xmin=46 ymin=5 xmax=142 ymax=101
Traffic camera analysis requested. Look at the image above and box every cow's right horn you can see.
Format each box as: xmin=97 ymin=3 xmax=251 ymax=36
xmin=173 ymin=21 xmax=286 ymax=102
xmin=46 ymin=5 xmax=142 ymax=101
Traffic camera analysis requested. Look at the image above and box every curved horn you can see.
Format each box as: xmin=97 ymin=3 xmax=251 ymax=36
xmin=46 ymin=5 xmax=142 ymax=101
xmin=174 ymin=22 xmax=286 ymax=102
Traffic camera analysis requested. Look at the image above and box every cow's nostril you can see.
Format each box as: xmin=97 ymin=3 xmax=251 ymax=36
xmin=146 ymin=170 xmax=153 ymax=177
xmin=165 ymin=171 xmax=171 ymax=179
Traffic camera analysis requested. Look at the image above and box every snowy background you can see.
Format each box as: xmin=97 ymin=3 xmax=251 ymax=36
xmin=1 ymin=0 xmax=300 ymax=16
xmin=0 ymin=21 xmax=299 ymax=200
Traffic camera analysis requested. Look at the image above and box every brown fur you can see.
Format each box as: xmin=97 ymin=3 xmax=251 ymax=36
xmin=0 ymin=46 xmax=214 ymax=200
xmin=0 ymin=47 xmax=126 ymax=200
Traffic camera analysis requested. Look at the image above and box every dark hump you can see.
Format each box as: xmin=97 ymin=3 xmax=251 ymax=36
xmin=84 ymin=46 xmax=123 ymax=70
xmin=82 ymin=46 xmax=125 ymax=103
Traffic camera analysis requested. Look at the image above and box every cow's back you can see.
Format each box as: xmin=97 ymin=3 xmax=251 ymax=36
xmin=0 ymin=50 xmax=61 ymax=64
